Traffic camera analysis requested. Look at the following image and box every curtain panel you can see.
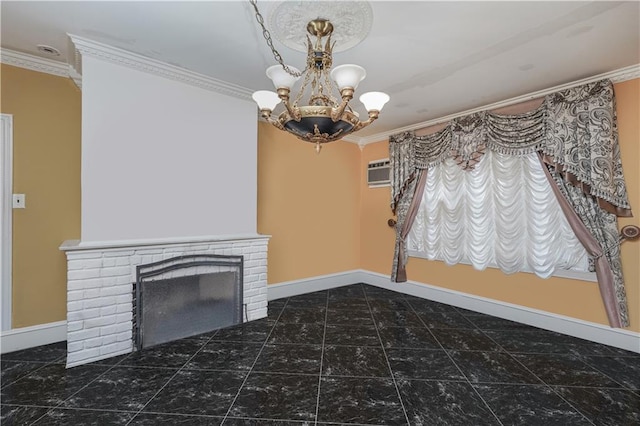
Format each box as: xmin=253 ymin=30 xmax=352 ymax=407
xmin=389 ymin=79 xmax=632 ymax=327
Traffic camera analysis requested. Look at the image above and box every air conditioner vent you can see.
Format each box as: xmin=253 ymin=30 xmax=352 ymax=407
xmin=367 ymin=158 xmax=390 ymax=187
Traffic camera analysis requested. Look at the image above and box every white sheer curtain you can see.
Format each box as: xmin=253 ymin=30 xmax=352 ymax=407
xmin=406 ymin=150 xmax=590 ymax=278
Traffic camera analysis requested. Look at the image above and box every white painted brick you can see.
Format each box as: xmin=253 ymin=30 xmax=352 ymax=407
xmin=67 ymin=301 xmax=83 ymax=312
xmin=68 ymin=269 xmax=100 ymax=281
xmin=68 ymin=259 xmax=103 ymax=270
xmin=100 ymin=266 xmax=131 ymax=278
xmin=68 ymin=290 xmax=84 ymax=302
xmin=68 ymin=328 xmax=100 ymax=342
xmin=249 ymin=297 xmax=267 ymax=307
xmin=84 ymin=316 xmax=117 ymax=328
xmin=116 ymin=294 xmax=131 ymax=304
xmin=100 ymin=341 xmax=131 ymax=355
xmin=103 ymin=250 xmax=135 ymax=257
xmin=100 ymin=285 xmax=131 ymax=297
xmin=83 ymin=297 xmax=107 ymax=310
xmin=100 ymin=324 xmax=121 ymax=336
xmin=68 ymin=347 xmax=100 ymax=364
xmin=113 ymin=275 xmax=133 ymax=285
xmin=116 ymin=304 xmax=131 ymax=314
xmin=115 ymin=257 xmax=131 ymax=266
xmin=259 ymin=273 xmax=267 ymax=281
xmin=100 ymin=305 xmax=117 ymax=316
xmin=130 ymin=255 xmax=142 ymax=265
xmin=250 ymin=252 xmax=267 ymax=260
xmin=68 ymin=308 xmax=100 ymax=321
xmin=116 ymin=331 xmax=132 ymax=342
xmin=117 ymin=312 xmax=133 ymax=323
xmin=102 ymin=257 xmax=117 ymax=267
xmin=67 ymin=252 xmax=102 ymax=260
xmin=84 ymin=288 xmax=101 ymax=299
xmin=244 ymin=289 xmax=259 ymax=298
xmin=67 ymin=341 xmax=84 ymax=353
xmin=115 ymin=322 xmax=131 ymax=333
xmin=67 ymin=321 xmax=83 ymax=332
xmin=85 ymin=336 xmax=106 ymax=349
xmin=101 ymin=334 xmax=118 ymax=346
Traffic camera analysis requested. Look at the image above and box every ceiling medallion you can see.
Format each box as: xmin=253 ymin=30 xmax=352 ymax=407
xmin=250 ymin=0 xmax=388 ymax=153
xmin=268 ymin=1 xmax=373 ymax=53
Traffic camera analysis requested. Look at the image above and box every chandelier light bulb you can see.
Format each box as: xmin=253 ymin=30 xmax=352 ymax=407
xmin=330 ymin=64 xmax=366 ymax=91
xmin=266 ymin=64 xmax=300 ymax=90
xmin=252 ymin=90 xmax=281 ymax=110
xmin=359 ymin=92 xmax=390 ymax=112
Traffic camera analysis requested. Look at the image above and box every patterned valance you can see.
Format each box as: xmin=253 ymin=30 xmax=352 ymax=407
xmin=390 ymin=79 xmax=632 ymax=217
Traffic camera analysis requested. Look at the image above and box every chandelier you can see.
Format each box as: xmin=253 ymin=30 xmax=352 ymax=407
xmin=250 ymin=1 xmax=389 ymax=153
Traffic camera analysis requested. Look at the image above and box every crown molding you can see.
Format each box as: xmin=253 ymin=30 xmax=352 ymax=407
xmin=0 ymin=49 xmax=70 ymax=78
xmin=67 ymin=34 xmax=253 ymax=101
xmin=352 ymin=63 xmax=640 ymax=147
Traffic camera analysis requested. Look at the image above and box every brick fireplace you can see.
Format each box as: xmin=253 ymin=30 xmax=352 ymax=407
xmin=61 ymin=235 xmax=269 ymax=367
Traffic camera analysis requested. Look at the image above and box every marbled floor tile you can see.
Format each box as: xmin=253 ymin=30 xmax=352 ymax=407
xmin=213 ymin=320 xmax=275 ymax=343
xmin=62 ymin=366 xmax=176 ymax=411
xmin=327 ymin=298 xmax=370 ymax=311
xmin=33 ymin=408 xmax=134 ymax=425
xmin=386 ymin=348 xmax=465 ymax=380
xmin=417 ymin=312 xmax=475 ymax=330
xmin=1 ymin=364 xmax=110 ymax=406
xmin=363 ymin=287 xmax=407 ymax=300
xmin=602 ymin=346 xmax=640 ymax=357
xmin=371 ymin=310 xmax=425 ymax=328
xmin=485 ymin=329 xmax=615 ymax=356
xmin=268 ymin=305 xmax=286 ymax=320
xmin=367 ymin=298 xmax=412 ymax=313
xmin=513 ymin=353 xmax=621 ymax=387
xmin=322 ymin=345 xmax=391 ymax=378
xmin=269 ymin=298 xmax=288 ymax=308
xmin=143 ymin=370 xmax=245 ymax=416
xmin=328 ymin=285 xmax=365 ymax=299
xmin=405 ymin=297 xmax=457 ymax=314
xmin=464 ymin=314 xmax=536 ymax=331
xmin=324 ymin=325 xmax=381 ymax=347
xmin=1 ymin=342 xmax=67 ymax=363
xmin=229 ymin=372 xmax=318 ymax=421
xmin=447 ymin=351 xmax=542 ymax=384
xmin=286 ymin=291 xmax=328 ymax=309
xmin=268 ymin=323 xmax=325 ymax=345
xmin=317 ymin=376 xmax=406 ymax=425
xmin=430 ymin=329 xmax=503 ymax=352
xmin=184 ymin=341 xmax=263 ymax=371
xmin=1 ymin=405 xmax=50 ymax=425
xmin=377 ymin=326 xmax=440 ymax=350
xmin=555 ymin=386 xmax=640 ymax=426
xmin=474 ymin=384 xmax=592 ymax=425
xmin=224 ymin=418 xmax=313 ymax=425
xmin=118 ymin=337 xmax=208 ymax=368
xmin=253 ymin=344 xmax=322 ymax=374
xmin=397 ymin=379 xmax=499 ymax=425
xmin=581 ymin=355 xmax=640 ymax=390
xmin=1 ymin=360 xmax=47 ymax=388
xmin=326 ymin=308 xmax=375 ymax=326
xmin=131 ymin=412 xmax=223 ymax=425
xmin=278 ymin=307 xmax=327 ymax=324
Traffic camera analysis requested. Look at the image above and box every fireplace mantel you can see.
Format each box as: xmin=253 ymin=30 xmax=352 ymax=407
xmin=60 ymin=234 xmax=270 ymax=367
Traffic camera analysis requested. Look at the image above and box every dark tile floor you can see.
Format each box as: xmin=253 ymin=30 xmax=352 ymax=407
xmin=2 ymin=283 xmax=639 ymax=425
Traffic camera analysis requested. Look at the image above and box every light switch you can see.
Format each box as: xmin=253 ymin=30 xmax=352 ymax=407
xmin=12 ymin=194 xmax=25 ymax=209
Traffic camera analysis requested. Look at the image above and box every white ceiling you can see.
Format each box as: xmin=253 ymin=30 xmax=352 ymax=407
xmin=2 ymin=1 xmax=639 ymax=141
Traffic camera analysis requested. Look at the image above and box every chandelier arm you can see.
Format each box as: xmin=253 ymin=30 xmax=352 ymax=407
xmin=352 ymin=110 xmax=381 ymax=132
xmin=330 ymin=88 xmax=354 ymax=122
xmin=249 ymin=0 xmax=305 ymax=77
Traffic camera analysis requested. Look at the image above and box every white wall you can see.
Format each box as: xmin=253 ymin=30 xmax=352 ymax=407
xmin=81 ymin=56 xmax=257 ymax=242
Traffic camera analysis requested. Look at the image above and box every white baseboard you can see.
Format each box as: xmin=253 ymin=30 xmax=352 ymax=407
xmin=0 ymin=320 xmax=67 ymax=354
xmin=267 ymin=269 xmax=640 ymax=354
xmin=267 ymin=269 xmax=368 ymax=300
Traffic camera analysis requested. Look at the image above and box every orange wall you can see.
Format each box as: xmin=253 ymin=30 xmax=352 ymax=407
xmin=257 ymin=121 xmax=361 ymax=283
xmin=360 ymin=79 xmax=640 ymax=332
xmin=1 ymin=64 xmax=81 ymax=328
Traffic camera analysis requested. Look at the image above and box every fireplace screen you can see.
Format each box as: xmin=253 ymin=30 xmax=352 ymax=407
xmin=134 ymin=254 xmax=243 ymax=350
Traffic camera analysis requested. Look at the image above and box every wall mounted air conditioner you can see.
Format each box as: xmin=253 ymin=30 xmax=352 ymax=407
xmin=367 ymin=158 xmax=390 ymax=188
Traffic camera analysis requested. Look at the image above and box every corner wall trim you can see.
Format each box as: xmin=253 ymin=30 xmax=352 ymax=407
xmin=0 ymin=49 xmax=69 ymax=78
xmin=268 ymin=269 xmax=640 ymax=353
xmin=0 ymin=321 xmax=67 ymax=354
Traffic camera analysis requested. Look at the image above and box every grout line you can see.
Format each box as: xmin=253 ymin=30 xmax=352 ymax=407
xmin=313 ymin=288 xmax=331 ymax=425
xmin=123 ymin=330 xmax=220 ymax=425
xmin=403 ymin=295 xmax=506 ymax=426
xmin=363 ymin=286 xmax=411 ymax=426
xmin=219 ymin=298 xmax=289 ymax=425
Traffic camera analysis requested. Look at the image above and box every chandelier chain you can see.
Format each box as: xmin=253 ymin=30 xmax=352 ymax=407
xmin=249 ymin=0 xmax=305 ymax=77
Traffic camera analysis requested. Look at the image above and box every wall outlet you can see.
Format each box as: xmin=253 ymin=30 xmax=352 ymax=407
xmin=12 ymin=194 xmax=25 ymax=209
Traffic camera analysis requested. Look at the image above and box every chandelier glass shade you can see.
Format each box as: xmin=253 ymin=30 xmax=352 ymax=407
xmin=251 ymin=17 xmax=389 ymax=153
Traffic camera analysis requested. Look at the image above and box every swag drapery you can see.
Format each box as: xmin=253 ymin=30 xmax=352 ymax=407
xmin=389 ymin=79 xmax=633 ymax=328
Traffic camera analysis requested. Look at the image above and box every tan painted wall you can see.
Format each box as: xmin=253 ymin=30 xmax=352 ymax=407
xmin=257 ymin=121 xmax=361 ymax=284
xmin=1 ymin=64 xmax=81 ymax=328
xmin=360 ymin=79 xmax=640 ymax=332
